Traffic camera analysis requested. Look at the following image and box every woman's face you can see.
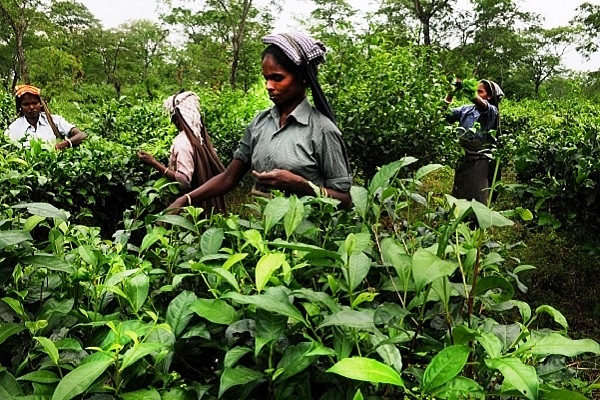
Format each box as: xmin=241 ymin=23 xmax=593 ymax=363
xmin=262 ymin=53 xmax=305 ymax=109
xmin=20 ymin=93 xmax=41 ymax=121
xmin=476 ymin=82 xmax=492 ymax=100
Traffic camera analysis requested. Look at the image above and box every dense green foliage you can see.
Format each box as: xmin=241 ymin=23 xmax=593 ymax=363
xmin=1 ymin=0 xmax=600 ymax=398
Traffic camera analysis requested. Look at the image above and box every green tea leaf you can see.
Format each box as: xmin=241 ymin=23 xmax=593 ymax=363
xmin=327 ymin=357 xmax=404 ymax=387
xmin=0 ymin=230 xmax=32 ymax=250
xmin=535 ymin=305 xmax=568 ymax=330
xmin=283 ymin=196 xmax=304 ymax=238
xmin=120 ymin=388 xmax=162 ymax=400
xmin=515 ymin=332 xmax=600 ymax=357
xmin=119 ymin=342 xmax=164 ymax=371
xmin=51 ymin=358 xmax=113 ymax=400
xmin=126 ymin=273 xmax=150 ymax=313
xmin=263 ymin=197 xmax=290 ymax=233
xmin=412 ymin=249 xmax=457 ymax=292
xmin=17 ymin=370 xmax=61 ymax=383
xmin=219 ymin=366 xmax=263 ymax=398
xmin=0 ymin=323 xmax=25 ymax=345
xmin=189 ymin=298 xmax=238 ymax=325
xmin=34 ymin=336 xmax=60 ymax=366
xmin=255 ymin=253 xmax=285 ymax=292
xmin=422 ymin=345 xmax=470 ymax=393
xmin=200 ymin=227 xmax=224 ymax=255
xmin=166 ymin=290 xmax=197 ymax=337
xmin=20 ymin=254 xmax=75 ymax=274
xmin=12 ymin=202 xmax=68 ymax=222
xmin=485 ymin=357 xmax=538 ymax=400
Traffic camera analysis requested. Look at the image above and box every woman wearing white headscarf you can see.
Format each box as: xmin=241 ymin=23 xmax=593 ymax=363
xmin=444 ymin=79 xmax=504 ymax=204
xmin=138 ymin=90 xmax=226 ymax=214
xmin=165 ymin=32 xmax=353 ymax=213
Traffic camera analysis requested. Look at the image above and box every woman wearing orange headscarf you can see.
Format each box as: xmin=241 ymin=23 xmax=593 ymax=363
xmin=6 ymin=85 xmax=86 ymax=150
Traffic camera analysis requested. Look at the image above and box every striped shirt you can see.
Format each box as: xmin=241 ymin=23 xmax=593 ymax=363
xmin=234 ymin=98 xmax=352 ymax=192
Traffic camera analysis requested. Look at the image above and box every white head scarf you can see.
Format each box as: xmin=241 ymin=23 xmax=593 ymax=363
xmin=163 ymin=91 xmax=203 ymax=144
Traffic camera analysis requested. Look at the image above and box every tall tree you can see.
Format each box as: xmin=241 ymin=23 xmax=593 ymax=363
xmin=0 ymin=0 xmax=46 ymax=85
xmin=161 ymin=0 xmax=273 ymax=89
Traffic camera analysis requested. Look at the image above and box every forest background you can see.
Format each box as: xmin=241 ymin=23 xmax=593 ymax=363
xmin=3 ymin=0 xmax=600 ymax=398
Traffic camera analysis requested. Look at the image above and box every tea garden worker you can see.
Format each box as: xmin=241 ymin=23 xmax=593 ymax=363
xmin=137 ymin=90 xmax=226 ymax=215
xmin=6 ymin=85 xmax=87 ymax=150
xmin=443 ymin=78 xmax=504 ymax=204
xmin=166 ymin=32 xmax=353 ymax=214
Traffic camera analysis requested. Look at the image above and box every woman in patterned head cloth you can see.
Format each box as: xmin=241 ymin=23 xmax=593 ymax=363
xmin=138 ymin=90 xmax=226 ymax=214
xmin=6 ymin=85 xmax=87 ymax=150
xmin=166 ymin=32 xmax=353 ymax=213
xmin=443 ymin=79 xmax=504 ymax=205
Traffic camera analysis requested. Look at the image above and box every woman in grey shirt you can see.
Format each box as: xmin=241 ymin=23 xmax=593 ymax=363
xmin=167 ymin=32 xmax=353 ymax=212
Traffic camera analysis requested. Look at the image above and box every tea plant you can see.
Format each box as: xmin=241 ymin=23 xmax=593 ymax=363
xmin=0 ymin=158 xmax=597 ymax=399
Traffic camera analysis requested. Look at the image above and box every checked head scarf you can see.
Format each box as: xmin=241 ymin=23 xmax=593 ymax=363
xmin=480 ymin=80 xmax=504 ymax=103
xmin=261 ymin=32 xmax=335 ymax=123
xmin=261 ymin=32 xmax=327 ymax=66
xmin=163 ymin=91 xmax=204 ymax=145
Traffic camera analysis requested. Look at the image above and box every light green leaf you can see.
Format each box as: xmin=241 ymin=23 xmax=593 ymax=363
xmin=17 ymin=370 xmax=61 ymax=383
xmin=51 ymin=358 xmax=113 ymax=400
xmin=219 ymin=366 xmax=263 ymax=398
xmin=422 ymin=345 xmax=470 ymax=393
xmin=12 ymin=202 xmax=68 ymax=221
xmin=222 ymin=253 xmax=248 ymax=271
xmin=284 ymin=196 xmax=304 ymax=238
xmin=471 ymin=200 xmax=514 ymax=229
xmin=414 ymin=164 xmax=444 ymax=181
xmin=0 ymin=230 xmax=32 ymax=250
xmin=327 ymin=357 xmax=405 ymax=387
xmin=343 ymin=252 xmax=371 ymax=292
xmin=350 ymin=186 xmax=368 ymax=219
xmin=126 ymin=273 xmax=150 ymax=313
xmin=20 ymin=254 xmax=75 ymax=274
xmin=430 ymin=376 xmax=484 ymax=399
xmin=200 ymin=227 xmax=224 ymax=255
xmin=120 ymin=388 xmax=161 ymax=400
xmin=368 ymin=157 xmax=417 ymax=194
xmin=255 ymin=253 xmax=286 ymax=292
xmin=139 ymin=232 xmax=160 ymax=253
xmin=412 ymin=249 xmax=457 ymax=292
xmin=515 ymin=332 xmax=600 ymax=357
xmin=318 ymin=309 xmax=375 ymax=331
xmin=224 ymin=347 xmax=252 ymax=369
xmin=119 ymin=342 xmax=164 ymax=371
xmin=166 ymin=291 xmax=197 ymax=337
xmin=0 ymin=323 xmax=25 ymax=345
xmin=154 ymin=214 xmax=196 ymax=231
xmin=223 ymin=287 xmax=305 ymax=325
xmin=263 ymin=197 xmax=290 ymax=233
xmin=189 ymin=298 xmax=238 ymax=325
xmin=535 ymin=305 xmax=568 ymax=330
xmin=34 ymin=336 xmax=59 ymax=366
xmin=485 ymin=357 xmax=538 ymax=400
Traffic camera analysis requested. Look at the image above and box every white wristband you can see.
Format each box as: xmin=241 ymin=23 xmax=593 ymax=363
xmin=66 ymin=138 xmax=73 ymax=147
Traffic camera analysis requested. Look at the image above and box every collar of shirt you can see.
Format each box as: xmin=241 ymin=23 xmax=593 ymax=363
xmin=26 ymin=113 xmax=49 ymax=131
xmin=268 ymin=97 xmax=311 ymax=126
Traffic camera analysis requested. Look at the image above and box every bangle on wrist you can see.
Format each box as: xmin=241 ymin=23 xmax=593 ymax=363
xmin=184 ymin=193 xmax=192 ymax=206
xmin=163 ymin=166 xmax=169 ymax=175
xmin=320 ymin=187 xmax=329 ymax=197
xmin=66 ymin=138 xmax=73 ymax=147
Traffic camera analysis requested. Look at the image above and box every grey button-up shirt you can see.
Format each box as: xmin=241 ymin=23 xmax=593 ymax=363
xmin=234 ymin=98 xmax=353 ymax=192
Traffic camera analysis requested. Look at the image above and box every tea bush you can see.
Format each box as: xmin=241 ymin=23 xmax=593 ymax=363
xmin=0 ymin=159 xmax=598 ymax=399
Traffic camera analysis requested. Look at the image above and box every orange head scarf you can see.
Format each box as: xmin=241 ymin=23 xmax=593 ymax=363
xmin=15 ymin=84 xmax=41 ymax=98
xmin=14 ymin=85 xmax=42 ymax=116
